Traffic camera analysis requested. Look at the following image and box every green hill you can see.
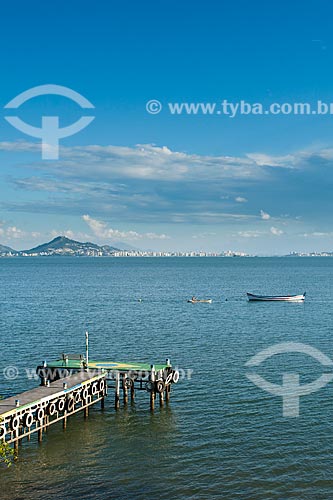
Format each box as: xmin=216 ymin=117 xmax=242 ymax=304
xmin=22 ymin=236 xmax=120 ymax=256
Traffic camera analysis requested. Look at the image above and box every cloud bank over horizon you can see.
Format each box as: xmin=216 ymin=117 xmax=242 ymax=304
xmin=0 ymin=140 xmax=333 ymax=252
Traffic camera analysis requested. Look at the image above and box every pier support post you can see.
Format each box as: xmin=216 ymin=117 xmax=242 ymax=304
xmin=159 ymin=391 xmax=164 ymax=406
xmin=150 ymin=365 xmax=156 ymax=411
xmin=123 ymin=378 xmax=128 ymax=405
xmin=115 ymin=372 xmax=120 ymax=409
xmin=165 ymin=385 xmax=171 ymax=402
xmin=84 ymin=405 xmax=89 ymax=418
xmin=130 ymin=385 xmax=135 ymax=403
xmin=14 ymin=428 xmax=20 ymax=451
xmin=150 ymin=392 xmax=155 ymax=411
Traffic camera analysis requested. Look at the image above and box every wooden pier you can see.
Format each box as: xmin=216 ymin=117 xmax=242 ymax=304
xmin=1 ymin=351 xmax=179 ymax=451
xmin=37 ymin=354 xmax=179 ymax=411
xmin=0 ymin=371 xmax=106 ymax=450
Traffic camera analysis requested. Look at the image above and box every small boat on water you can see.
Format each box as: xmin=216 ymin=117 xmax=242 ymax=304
xmin=187 ymin=298 xmax=212 ymax=304
xmin=247 ymin=292 xmax=306 ymax=302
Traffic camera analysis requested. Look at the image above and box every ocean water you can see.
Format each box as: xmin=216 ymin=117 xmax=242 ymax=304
xmin=1 ymin=257 xmax=333 ymax=499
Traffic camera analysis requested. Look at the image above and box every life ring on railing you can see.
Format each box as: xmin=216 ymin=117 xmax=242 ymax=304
xmin=57 ymin=398 xmax=66 ymax=413
xmin=99 ymin=379 xmax=105 ymax=392
xmin=67 ymin=397 xmax=75 ymax=412
xmin=82 ymin=387 xmax=89 ymax=401
xmin=47 ymin=402 xmax=57 ymax=416
xmin=172 ymin=370 xmax=180 ymax=384
xmin=74 ymin=391 xmax=81 ymax=404
xmin=10 ymin=415 xmax=20 ymax=431
xmin=156 ymin=379 xmax=166 ymax=393
xmin=91 ymin=383 xmax=98 ymax=396
xmin=36 ymin=408 xmax=44 ymax=421
xmin=23 ymin=412 xmax=34 ymax=427
xmin=123 ymin=377 xmax=133 ymax=389
xmin=165 ymin=373 xmax=173 ymax=386
xmin=0 ymin=425 xmax=6 ymax=438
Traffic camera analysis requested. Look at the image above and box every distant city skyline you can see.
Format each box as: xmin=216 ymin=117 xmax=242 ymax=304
xmin=2 ymin=233 xmax=333 ymax=258
xmin=1 ymin=1 xmax=333 ymax=253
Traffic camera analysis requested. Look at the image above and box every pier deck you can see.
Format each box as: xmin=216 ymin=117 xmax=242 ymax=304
xmin=38 ymin=354 xmax=179 ymax=411
xmin=0 ymin=371 xmax=102 ymax=418
xmin=45 ymin=358 xmax=169 ymax=373
xmin=0 ymin=371 xmax=106 ymax=447
xmin=0 ymin=353 xmax=179 ymax=454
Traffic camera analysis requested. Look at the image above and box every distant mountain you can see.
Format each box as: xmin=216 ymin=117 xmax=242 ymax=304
xmin=0 ymin=244 xmax=17 ymax=254
xmin=21 ymin=236 xmax=121 ymax=256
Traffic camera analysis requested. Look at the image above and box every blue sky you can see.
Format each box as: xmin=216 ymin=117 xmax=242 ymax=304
xmin=1 ymin=0 xmax=333 ymax=253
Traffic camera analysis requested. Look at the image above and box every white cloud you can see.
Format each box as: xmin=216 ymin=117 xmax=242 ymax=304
xmin=82 ymin=215 xmax=170 ymax=241
xmin=302 ymin=231 xmax=333 ymax=237
xmin=247 ymin=153 xmax=296 ymax=167
xmin=238 ymin=227 xmax=284 ymax=237
xmin=0 ymin=141 xmax=40 ymax=153
xmin=0 ymin=141 xmax=294 ymax=184
xmin=0 ymin=221 xmax=41 ymax=245
xmin=2 ymin=140 xmax=333 ymax=188
xmin=192 ymin=232 xmax=217 ymax=239
xmin=270 ymin=226 xmax=284 ymax=236
xmin=238 ymin=230 xmax=263 ymax=238
xmin=3 ymin=139 xmax=333 ymax=230
xmin=5 ymin=226 xmax=24 ymax=239
xmin=49 ymin=229 xmax=93 ymax=241
xmin=260 ymin=210 xmax=271 ymax=220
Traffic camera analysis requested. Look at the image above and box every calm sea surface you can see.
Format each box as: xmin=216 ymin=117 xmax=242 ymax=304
xmin=1 ymin=257 xmax=333 ymax=499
